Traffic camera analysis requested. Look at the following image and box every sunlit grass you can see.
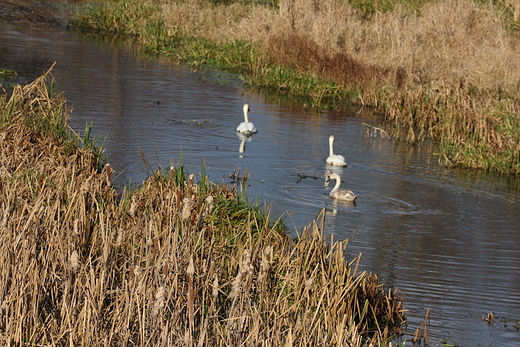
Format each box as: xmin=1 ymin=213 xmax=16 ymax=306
xmin=0 ymin=70 xmax=406 ymax=346
xmin=70 ymin=0 xmax=520 ymax=175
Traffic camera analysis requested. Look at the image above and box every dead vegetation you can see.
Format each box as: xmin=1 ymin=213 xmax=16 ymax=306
xmin=0 ymin=70 xmax=406 ymax=345
xmin=155 ymin=0 xmax=520 ymax=173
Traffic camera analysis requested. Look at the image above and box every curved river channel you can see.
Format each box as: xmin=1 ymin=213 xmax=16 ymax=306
xmin=2 ymin=23 xmax=520 ymax=346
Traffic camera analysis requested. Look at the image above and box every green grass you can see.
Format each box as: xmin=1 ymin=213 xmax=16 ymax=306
xmin=70 ymin=0 xmax=520 ymax=176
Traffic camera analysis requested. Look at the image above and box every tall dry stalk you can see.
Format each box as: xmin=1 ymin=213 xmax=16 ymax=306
xmin=0 ymin=69 xmax=405 ymax=345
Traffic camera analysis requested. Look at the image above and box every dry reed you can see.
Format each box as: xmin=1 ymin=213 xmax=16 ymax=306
xmin=144 ymin=0 xmax=520 ymax=173
xmin=0 ymin=69 xmax=406 ymax=345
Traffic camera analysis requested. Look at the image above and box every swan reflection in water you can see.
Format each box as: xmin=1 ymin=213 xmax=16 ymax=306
xmin=237 ymin=132 xmax=254 ymax=158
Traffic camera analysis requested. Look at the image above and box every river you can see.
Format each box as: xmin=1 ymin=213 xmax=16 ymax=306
xmin=1 ymin=22 xmax=520 ymax=346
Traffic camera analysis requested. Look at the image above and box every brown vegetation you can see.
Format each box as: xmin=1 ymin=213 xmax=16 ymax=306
xmin=156 ymin=0 xmax=520 ymax=173
xmin=0 ymin=70 xmax=405 ymax=345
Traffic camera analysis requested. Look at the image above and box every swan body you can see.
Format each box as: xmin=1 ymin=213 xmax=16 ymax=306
xmin=326 ymin=173 xmax=357 ymax=202
xmin=326 ymin=135 xmax=347 ymax=166
xmin=236 ymin=104 xmax=257 ymax=134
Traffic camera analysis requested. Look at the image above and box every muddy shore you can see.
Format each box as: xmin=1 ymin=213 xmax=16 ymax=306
xmin=0 ymin=0 xmax=73 ymax=26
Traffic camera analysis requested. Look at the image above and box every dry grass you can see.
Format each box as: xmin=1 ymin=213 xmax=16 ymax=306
xmin=157 ymin=0 xmax=520 ymax=90
xmin=149 ymin=0 xmax=520 ymax=173
xmin=0 ymin=70 xmax=405 ymax=345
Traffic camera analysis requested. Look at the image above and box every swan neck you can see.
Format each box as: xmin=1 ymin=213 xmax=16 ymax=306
xmin=330 ymin=176 xmax=341 ymax=193
xmin=243 ymin=106 xmax=249 ymax=123
xmin=329 ymin=136 xmax=334 ymax=156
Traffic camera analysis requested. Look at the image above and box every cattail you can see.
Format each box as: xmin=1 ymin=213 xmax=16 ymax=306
xmin=187 ymin=257 xmax=195 ymax=331
xmin=305 ymin=278 xmax=314 ymax=292
xmin=103 ymin=163 xmax=112 ymax=185
xmin=70 ymin=250 xmax=79 ymax=272
xmin=229 ymin=249 xmax=252 ymax=299
xmin=204 ymin=195 xmax=214 ymax=215
xmin=162 ymin=261 xmax=169 ymax=276
xmin=132 ymin=265 xmax=142 ymax=280
xmin=187 ymin=257 xmax=195 ymax=276
xmin=0 ymin=207 xmax=7 ymax=230
xmin=229 ymin=271 xmax=242 ymax=299
xmin=243 ymin=249 xmax=253 ymax=277
xmin=152 ymin=286 xmax=165 ymax=317
xmin=258 ymin=246 xmax=273 ymax=285
xmin=129 ymin=196 xmax=137 ymax=218
xmin=81 ymin=179 xmax=90 ymax=195
xmin=182 ymin=197 xmax=194 ymax=222
xmin=153 ymin=237 xmax=159 ymax=255
xmin=170 ymin=165 xmax=175 ymax=182
xmin=72 ymin=218 xmax=80 ymax=241
xmin=212 ymin=274 xmax=219 ymax=298
xmin=116 ymin=228 xmax=123 ymax=246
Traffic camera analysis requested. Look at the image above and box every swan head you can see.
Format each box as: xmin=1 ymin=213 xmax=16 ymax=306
xmin=325 ymin=172 xmax=340 ymax=184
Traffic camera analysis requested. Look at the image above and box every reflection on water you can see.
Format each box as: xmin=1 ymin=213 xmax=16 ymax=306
xmin=237 ymin=132 xmax=254 ymax=157
xmin=2 ymin=23 xmax=520 ymax=346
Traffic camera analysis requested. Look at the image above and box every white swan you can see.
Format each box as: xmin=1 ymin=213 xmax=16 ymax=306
xmin=326 ymin=135 xmax=347 ymax=166
xmin=236 ymin=104 xmax=257 ymax=134
xmin=326 ymin=173 xmax=357 ymax=202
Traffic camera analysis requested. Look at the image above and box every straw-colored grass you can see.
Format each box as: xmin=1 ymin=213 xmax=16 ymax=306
xmin=0 ymin=69 xmax=405 ymax=345
xmin=72 ymin=0 xmax=520 ymax=175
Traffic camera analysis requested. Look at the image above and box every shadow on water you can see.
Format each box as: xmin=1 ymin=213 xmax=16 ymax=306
xmin=2 ymin=22 xmax=520 ymax=347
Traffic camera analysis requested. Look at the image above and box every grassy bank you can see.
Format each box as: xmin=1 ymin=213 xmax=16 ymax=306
xmin=0 ymin=69 xmax=405 ymax=345
xmin=72 ymin=0 xmax=520 ymax=176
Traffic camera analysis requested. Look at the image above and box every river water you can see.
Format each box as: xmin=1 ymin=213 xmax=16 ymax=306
xmin=2 ymin=23 xmax=520 ymax=346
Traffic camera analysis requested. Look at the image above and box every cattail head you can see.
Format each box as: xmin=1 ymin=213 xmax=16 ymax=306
xmin=182 ymin=197 xmax=194 ymax=222
xmin=212 ymin=274 xmax=219 ymax=298
xmin=258 ymin=246 xmax=273 ymax=285
xmin=241 ymin=249 xmax=253 ymax=278
xmin=152 ymin=286 xmax=165 ymax=316
xmin=116 ymin=228 xmax=123 ymax=246
xmin=129 ymin=196 xmax=137 ymax=218
xmin=72 ymin=218 xmax=80 ymax=240
xmin=131 ymin=265 xmax=143 ymax=280
xmin=104 ymin=163 xmax=112 ymax=185
xmin=187 ymin=257 xmax=195 ymax=276
xmin=305 ymin=278 xmax=314 ymax=292
xmin=229 ymin=271 xmax=242 ymax=299
xmin=0 ymin=208 xmax=7 ymax=230
xmin=204 ymin=195 xmax=214 ymax=215
xmin=70 ymin=250 xmax=79 ymax=272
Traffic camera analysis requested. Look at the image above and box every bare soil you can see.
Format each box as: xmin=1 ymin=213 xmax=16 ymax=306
xmin=0 ymin=0 xmax=74 ymax=26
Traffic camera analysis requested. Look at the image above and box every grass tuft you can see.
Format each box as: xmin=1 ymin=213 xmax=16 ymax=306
xmin=71 ymin=0 xmax=520 ymax=175
xmin=0 ymin=70 xmax=406 ymax=346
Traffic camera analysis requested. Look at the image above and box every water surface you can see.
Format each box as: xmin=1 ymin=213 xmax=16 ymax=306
xmin=2 ymin=23 xmax=520 ymax=346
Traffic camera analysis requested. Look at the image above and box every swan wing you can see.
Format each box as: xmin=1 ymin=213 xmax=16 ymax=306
xmin=326 ymin=155 xmax=347 ymax=166
xmin=331 ymin=189 xmax=357 ymax=202
xmin=237 ymin=122 xmax=257 ymax=133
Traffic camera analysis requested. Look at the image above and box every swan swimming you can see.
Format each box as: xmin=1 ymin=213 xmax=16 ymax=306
xmin=326 ymin=173 xmax=357 ymax=202
xmin=236 ymin=104 xmax=257 ymax=134
xmin=326 ymin=135 xmax=347 ymax=166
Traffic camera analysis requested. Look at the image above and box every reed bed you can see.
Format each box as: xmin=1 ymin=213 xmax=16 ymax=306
xmin=0 ymin=70 xmax=405 ymax=346
xmin=72 ymin=0 xmax=520 ymax=175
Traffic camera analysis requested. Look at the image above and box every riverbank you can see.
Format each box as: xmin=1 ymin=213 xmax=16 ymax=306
xmin=68 ymin=0 xmax=520 ymax=176
xmin=0 ymin=68 xmax=405 ymax=345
